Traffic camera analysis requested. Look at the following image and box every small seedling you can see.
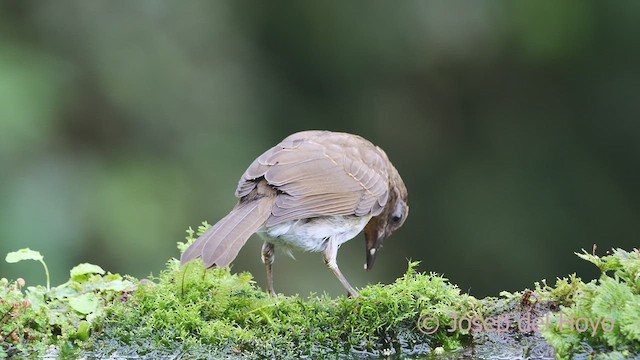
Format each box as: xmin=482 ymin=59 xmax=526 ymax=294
xmin=5 ymin=248 xmax=50 ymax=291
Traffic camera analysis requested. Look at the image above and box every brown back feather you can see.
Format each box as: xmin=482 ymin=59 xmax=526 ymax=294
xmin=236 ymin=131 xmax=391 ymax=226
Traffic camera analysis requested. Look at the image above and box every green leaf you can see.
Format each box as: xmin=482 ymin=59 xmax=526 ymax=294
xmin=49 ymin=282 xmax=81 ymax=300
xmin=95 ymin=279 xmax=130 ymax=292
xmin=68 ymin=292 xmax=99 ymax=315
xmin=6 ymin=248 xmax=51 ymax=290
xmin=70 ymin=263 xmax=105 ymax=282
xmin=76 ymin=320 xmax=91 ymax=341
xmin=25 ymin=286 xmax=47 ymax=312
xmin=5 ymin=248 xmax=43 ymax=263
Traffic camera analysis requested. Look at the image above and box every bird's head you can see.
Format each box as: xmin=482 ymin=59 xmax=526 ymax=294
xmin=364 ymin=164 xmax=408 ymax=271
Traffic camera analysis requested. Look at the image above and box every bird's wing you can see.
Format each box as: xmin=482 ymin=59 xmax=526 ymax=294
xmin=235 ymin=131 xmax=390 ymax=226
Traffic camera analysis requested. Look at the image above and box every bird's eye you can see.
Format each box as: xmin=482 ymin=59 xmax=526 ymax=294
xmin=391 ymin=202 xmax=405 ymax=224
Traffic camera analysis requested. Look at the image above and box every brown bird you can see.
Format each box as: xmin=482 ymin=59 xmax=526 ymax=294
xmin=180 ymin=130 xmax=408 ymax=297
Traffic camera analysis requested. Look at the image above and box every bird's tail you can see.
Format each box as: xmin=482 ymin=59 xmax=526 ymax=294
xmin=181 ymin=197 xmax=274 ymax=268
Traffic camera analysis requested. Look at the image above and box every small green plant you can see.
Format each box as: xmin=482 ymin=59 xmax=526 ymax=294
xmin=5 ymin=249 xmax=50 ymax=291
xmin=2 ymin=248 xmax=135 ymax=357
xmin=542 ymin=248 xmax=640 ymax=359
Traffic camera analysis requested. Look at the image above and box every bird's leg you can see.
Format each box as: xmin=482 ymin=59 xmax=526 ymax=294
xmin=261 ymin=242 xmax=277 ymax=297
xmin=323 ymin=238 xmax=359 ymax=298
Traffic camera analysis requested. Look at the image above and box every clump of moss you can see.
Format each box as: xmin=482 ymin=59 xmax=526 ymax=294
xmin=542 ymin=248 xmax=640 ymax=359
xmin=90 ymin=224 xmax=476 ymax=358
xmin=92 ymin=259 xmax=475 ymax=358
xmin=10 ymin=228 xmax=637 ymax=358
xmin=0 ymin=277 xmax=41 ymax=357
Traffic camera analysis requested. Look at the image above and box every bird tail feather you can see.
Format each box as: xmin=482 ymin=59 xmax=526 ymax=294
xmin=180 ymin=197 xmax=273 ymax=268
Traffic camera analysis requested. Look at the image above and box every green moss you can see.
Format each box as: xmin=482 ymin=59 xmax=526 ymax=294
xmin=4 ymin=228 xmax=639 ymax=358
xmin=84 ymin=223 xmax=475 ymax=357
xmin=542 ymin=248 xmax=640 ymax=359
xmin=92 ymin=258 xmax=474 ymax=358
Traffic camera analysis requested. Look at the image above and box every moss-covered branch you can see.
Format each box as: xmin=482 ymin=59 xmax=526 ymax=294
xmin=90 ymin=259 xmax=474 ymax=358
xmin=2 ymin=230 xmax=639 ymax=358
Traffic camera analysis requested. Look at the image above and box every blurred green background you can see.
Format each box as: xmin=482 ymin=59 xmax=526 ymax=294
xmin=1 ymin=1 xmax=638 ymax=298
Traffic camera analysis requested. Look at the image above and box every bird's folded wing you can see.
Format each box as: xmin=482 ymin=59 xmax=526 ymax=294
xmin=235 ymin=131 xmax=389 ymax=226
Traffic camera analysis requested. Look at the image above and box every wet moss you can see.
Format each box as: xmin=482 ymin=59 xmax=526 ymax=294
xmin=541 ymin=248 xmax=640 ymax=359
xmin=3 ymin=227 xmax=639 ymax=358
xmin=91 ymin=258 xmax=474 ymax=358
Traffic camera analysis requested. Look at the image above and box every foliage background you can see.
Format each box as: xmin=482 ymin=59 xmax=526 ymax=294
xmin=1 ymin=1 xmax=638 ymax=297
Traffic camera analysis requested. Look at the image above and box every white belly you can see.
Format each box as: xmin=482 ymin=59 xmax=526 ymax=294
xmin=257 ymin=215 xmax=371 ymax=253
